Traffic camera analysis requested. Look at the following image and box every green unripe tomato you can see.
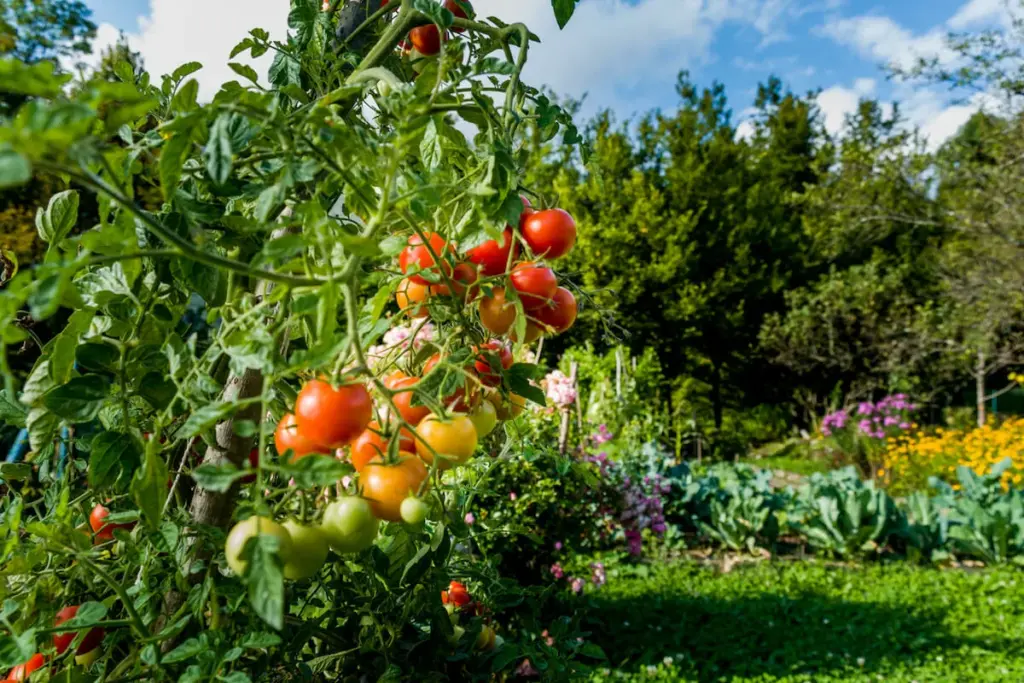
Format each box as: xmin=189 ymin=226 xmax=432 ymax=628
xmin=224 ymin=516 xmax=293 ymax=576
xmin=321 ymin=496 xmax=380 ymax=554
xmin=400 ymin=497 xmax=429 ymax=525
xmin=467 ymin=400 xmax=498 ymax=439
xmin=281 ymin=520 xmax=330 ymax=580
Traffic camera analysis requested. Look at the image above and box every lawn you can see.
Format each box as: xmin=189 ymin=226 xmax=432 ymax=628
xmin=582 ymin=559 xmax=1024 ymax=682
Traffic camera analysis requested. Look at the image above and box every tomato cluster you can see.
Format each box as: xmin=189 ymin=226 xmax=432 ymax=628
xmin=397 ymin=198 xmax=579 ymax=344
xmin=2 ymin=603 xmax=106 ymax=681
xmin=390 ymin=0 xmax=474 ymax=57
xmin=440 ymin=581 xmax=499 ymax=651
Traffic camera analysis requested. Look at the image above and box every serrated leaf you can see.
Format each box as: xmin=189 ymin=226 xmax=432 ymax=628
xmin=228 ymin=62 xmax=260 ymax=85
xmin=132 ymin=447 xmax=169 ymax=530
xmin=160 ymin=130 xmax=193 ymax=201
xmin=181 ymin=401 xmax=237 ymax=438
xmin=172 ymin=62 xmax=203 ymax=82
xmin=89 ymin=431 xmax=142 ymax=491
xmin=192 ymin=463 xmax=245 ymax=493
xmin=204 ymin=114 xmax=234 ymax=185
xmin=163 ymin=637 xmax=207 ymax=664
xmin=420 ymin=117 xmax=443 ymax=170
xmin=247 ymin=534 xmax=285 ymax=630
xmin=42 ymin=375 xmax=110 ymax=422
xmin=271 ymin=455 xmax=347 ymax=488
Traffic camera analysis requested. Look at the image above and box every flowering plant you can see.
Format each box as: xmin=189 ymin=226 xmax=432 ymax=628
xmin=820 ymin=394 xmax=918 ymax=476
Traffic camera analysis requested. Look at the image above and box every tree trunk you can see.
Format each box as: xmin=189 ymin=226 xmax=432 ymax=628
xmin=711 ymin=360 xmax=723 ymax=431
xmin=976 ymin=348 xmax=986 ymax=428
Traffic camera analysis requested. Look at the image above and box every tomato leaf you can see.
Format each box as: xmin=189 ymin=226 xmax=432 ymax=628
xmin=42 ymin=375 xmax=110 ymax=422
xmin=171 ymin=62 xmax=203 ymax=82
xmin=89 ymin=431 xmax=142 ymax=492
xmin=160 ymin=128 xmax=194 ymax=201
xmin=132 ymin=446 xmax=169 ymax=530
xmin=506 ymin=363 xmax=546 ymax=407
xmin=578 ymin=642 xmax=608 ymax=660
xmin=181 ymin=400 xmax=246 ymax=438
xmin=192 ymin=463 xmax=246 ymax=492
xmin=551 ymin=0 xmax=578 ymax=29
xmin=0 ymin=629 xmax=37 ymax=668
xmin=491 ymin=644 xmax=520 ymax=671
xmin=0 ymin=146 xmax=31 ymax=189
xmin=0 ymin=391 xmax=27 ymax=428
xmin=240 ymin=632 xmax=281 ymax=649
xmin=271 ymin=455 xmax=349 ymax=488
xmin=421 ymin=118 xmax=443 ymax=171
xmin=204 ymin=114 xmax=235 ymax=185
xmin=62 ymin=602 xmax=107 ymax=629
xmin=228 ymin=62 xmax=260 ymax=85
xmin=413 ymin=0 xmax=453 ymax=27
xmin=246 ymin=534 xmax=285 ymax=630
xmin=163 ymin=637 xmax=208 ymax=664
xmin=35 ymin=190 xmax=79 ymax=245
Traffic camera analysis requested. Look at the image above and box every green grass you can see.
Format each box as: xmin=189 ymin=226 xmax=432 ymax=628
xmin=738 ymin=453 xmax=832 ymax=477
xmin=580 ymin=560 xmax=1024 ymax=682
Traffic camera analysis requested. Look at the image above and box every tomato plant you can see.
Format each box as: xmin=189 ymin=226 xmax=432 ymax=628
xmin=0 ymin=0 xmax=590 ymax=679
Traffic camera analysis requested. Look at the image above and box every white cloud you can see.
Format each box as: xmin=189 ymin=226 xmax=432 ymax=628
xmin=816 ymin=77 xmax=875 ymax=135
xmin=948 ymin=0 xmax=1013 ymax=29
xmin=817 ymin=15 xmax=954 ymax=70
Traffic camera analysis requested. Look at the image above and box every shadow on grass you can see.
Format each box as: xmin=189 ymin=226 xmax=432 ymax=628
xmin=581 ymin=563 xmax=1021 ymax=680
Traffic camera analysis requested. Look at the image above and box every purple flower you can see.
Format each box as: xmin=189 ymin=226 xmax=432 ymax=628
xmin=858 ymin=419 xmax=873 ymax=434
xmin=857 ymin=402 xmax=874 ymax=416
xmin=883 ymin=416 xmax=899 ymax=427
xmin=464 ymin=512 xmax=476 ymax=526
xmin=899 ymin=422 xmax=911 ymax=430
xmin=554 ymin=541 xmax=563 ymax=551
xmin=550 ymin=563 xmax=564 ymax=579
xmin=570 ymin=577 xmax=585 ymax=594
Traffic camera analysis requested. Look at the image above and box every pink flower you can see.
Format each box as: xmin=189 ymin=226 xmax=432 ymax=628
xmin=515 ymin=659 xmax=540 ymax=677
xmin=464 ymin=512 xmax=476 ymax=526
xmin=554 ymin=541 xmax=563 ymax=550
xmin=549 ymin=563 xmax=564 ymax=579
xmin=510 ymin=491 xmax=517 ymax=501
xmin=570 ymin=577 xmax=585 ymax=594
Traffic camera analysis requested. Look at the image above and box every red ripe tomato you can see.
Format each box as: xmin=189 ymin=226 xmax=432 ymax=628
xmin=473 ymin=341 xmax=513 ymax=387
xmin=445 ymin=0 xmax=472 ymax=31
xmin=294 ymin=380 xmax=373 ymax=449
xmin=430 ymin=262 xmax=479 ymax=302
xmin=396 ymin=278 xmax=431 ymax=318
xmin=351 ymin=421 xmax=415 ymax=473
xmin=409 ymin=24 xmax=441 ymax=56
xmin=53 ymin=606 xmax=104 ymax=657
xmin=7 ymin=653 xmax=44 ymax=681
xmin=478 ymin=289 xmax=517 ymax=335
xmin=467 ymin=228 xmax=518 ymax=277
xmin=510 ymin=262 xmax=557 ymax=310
xmin=532 ymin=286 xmax=578 ymax=335
xmin=441 ymin=580 xmax=472 ymax=607
xmin=399 ymin=232 xmax=451 ymax=285
xmin=89 ymin=504 xmax=134 ymax=544
xmin=522 ymin=208 xmax=577 ymax=260
xmin=275 ymin=412 xmax=328 ymax=460
xmin=389 ymin=375 xmax=431 ymax=426
xmin=241 ymin=448 xmax=260 ymax=484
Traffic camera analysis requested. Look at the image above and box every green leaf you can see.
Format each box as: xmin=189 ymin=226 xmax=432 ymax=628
xmin=160 ymin=130 xmax=193 ymax=201
xmin=35 ymin=190 xmax=79 ymax=244
xmin=421 ymin=118 xmax=443 ymax=170
xmin=62 ymin=602 xmax=107 ymax=628
xmin=192 ymin=463 xmax=245 ymax=493
xmin=172 ymin=62 xmax=204 ymax=82
xmin=0 ymin=629 xmax=37 ymax=668
xmin=413 ymin=0 xmax=453 ymax=27
xmin=272 ymin=455 xmax=347 ymax=488
xmin=170 ymin=78 xmax=199 ymax=112
xmin=26 ymin=407 xmax=58 ymax=452
xmin=0 ymin=463 xmax=32 ymax=481
xmin=181 ymin=401 xmax=238 ymax=438
xmin=163 ymin=637 xmax=207 ymax=664
xmin=42 ymin=375 xmax=110 ymax=422
xmin=551 ymin=0 xmax=577 ymax=29
xmin=136 ymin=372 xmax=177 ymax=410
xmin=578 ymin=642 xmax=607 ymax=660
xmin=228 ymin=62 xmax=260 ymax=85
xmin=0 ymin=59 xmax=71 ymax=97
xmin=491 ymin=644 xmax=520 ymax=672
xmin=247 ymin=533 xmax=285 ymax=630
xmin=506 ymin=363 xmax=546 ymax=407
xmin=132 ymin=446 xmax=168 ymax=530
xmin=204 ymin=114 xmax=235 ymax=185
xmin=89 ymin=431 xmax=142 ymax=492
xmin=240 ymin=631 xmax=281 ymax=649
xmin=220 ymin=673 xmax=252 ymax=683
xmin=0 ymin=391 xmax=27 ymax=428
xmin=268 ymin=52 xmax=301 ymax=88
xmin=0 ymin=147 xmax=31 ymax=189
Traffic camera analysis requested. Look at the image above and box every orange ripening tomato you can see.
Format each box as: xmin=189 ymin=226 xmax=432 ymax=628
xmin=275 ymin=412 xmax=329 ymax=460
xmin=532 ymin=286 xmax=578 ymax=335
xmin=467 ymin=228 xmax=519 ymax=277
xmin=521 ymin=208 xmax=577 ymax=260
xmin=361 ymin=454 xmax=430 ymax=522
xmin=396 ymin=278 xmax=431 ymax=318
xmin=510 ymin=262 xmax=557 ymax=310
xmin=89 ymin=504 xmax=134 ymax=544
xmin=390 ymin=375 xmax=432 ymax=426
xmin=479 ymin=289 xmax=518 ymax=335
xmin=350 ymin=422 xmax=415 ymax=473
xmin=415 ymin=414 xmax=478 ymax=469
xmin=294 ymin=380 xmax=373 ymax=448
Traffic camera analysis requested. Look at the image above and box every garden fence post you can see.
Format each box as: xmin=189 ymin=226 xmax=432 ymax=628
xmin=616 ymin=348 xmax=623 ymax=399
xmin=559 ymin=361 xmax=580 ymax=454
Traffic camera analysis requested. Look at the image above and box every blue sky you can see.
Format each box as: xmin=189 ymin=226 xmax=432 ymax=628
xmin=82 ymin=0 xmax=1011 ymax=145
